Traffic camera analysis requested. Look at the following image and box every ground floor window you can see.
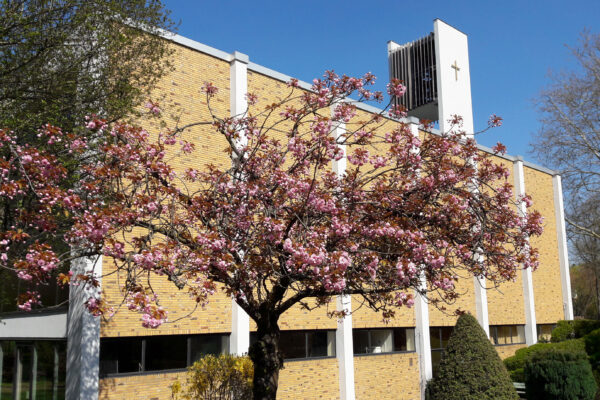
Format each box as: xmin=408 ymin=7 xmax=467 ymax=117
xmin=99 ymin=333 xmax=229 ymax=376
xmin=429 ymin=326 xmax=453 ymax=376
xmin=250 ymin=330 xmax=336 ymax=360
xmin=489 ymin=325 xmax=525 ymax=345
xmin=536 ymin=324 xmax=556 ymax=342
xmin=0 ymin=340 xmax=66 ymax=400
xmin=353 ymin=328 xmax=415 ymax=355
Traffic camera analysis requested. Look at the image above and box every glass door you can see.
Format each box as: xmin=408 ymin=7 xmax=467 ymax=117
xmin=14 ymin=345 xmax=34 ymax=400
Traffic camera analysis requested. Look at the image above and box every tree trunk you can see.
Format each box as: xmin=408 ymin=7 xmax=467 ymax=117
xmin=248 ymin=314 xmax=283 ymax=400
xmin=595 ymin=273 xmax=600 ymax=320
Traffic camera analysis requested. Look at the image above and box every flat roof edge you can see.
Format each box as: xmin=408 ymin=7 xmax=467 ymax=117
xmin=157 ymin=29 xmax=557 ymax=176
xmin=158 ymin=29 xmax=232 ymax=62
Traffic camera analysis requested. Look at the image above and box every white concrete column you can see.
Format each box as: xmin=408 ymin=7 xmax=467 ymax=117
xmin=336 ymin=294 xmax=355 ymax=400
xmin=513 ymin=158 xmax=537 ymax=345
xmin=331 ymin=115 xmax=355 ymax=400
xmin=553 ymin=174 xmax=574 ymax=320
xmin=474 ymin=275 xmax=490 ymax=337
xmin=66 ymin=255 xmax=102 ymax=400
xmin=407 ymin=120 xmax=433 ymax=399
xmin=414 ymin=272 xmax=432 ymax=400
xmin=229 ymin=50 xmax=251 ymax=356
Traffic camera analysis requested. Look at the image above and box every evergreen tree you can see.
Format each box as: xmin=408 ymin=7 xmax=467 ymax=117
xmin=427 ymin=314 xmax=518 ymax=400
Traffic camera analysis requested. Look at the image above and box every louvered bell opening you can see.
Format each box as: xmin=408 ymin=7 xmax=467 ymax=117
xmin=388 ymin=33 xmax=438 ymax=122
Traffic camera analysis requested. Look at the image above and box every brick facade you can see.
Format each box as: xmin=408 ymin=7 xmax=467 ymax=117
xmin=96 ymin=36 xmax=568 ymax=400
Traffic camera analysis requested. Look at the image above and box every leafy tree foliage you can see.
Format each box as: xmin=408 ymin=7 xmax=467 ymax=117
xmin=0 ymin=73 xmax=542 ymax=399
xmin=524 ymin=349 xmax=597 ymax=400
xmin=531 ymin=31 xmax=600 ymax=240
xmin=426 ymin=314 xmax=518 ymax=400
xmin=0 ymin=0 xmax=173 ymax=311
xmin=572 ymin=235 xmax=600 ymax=319
xmin=0 ymin=0 xmax=174 ymax=134
xmin=171 ymin=354 xmax=253 ymax=400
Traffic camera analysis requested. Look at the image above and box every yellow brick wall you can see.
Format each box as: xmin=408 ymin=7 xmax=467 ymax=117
xmin=487 ymin=156 xmax=526 ymax=325
xmin=99 ymin=371 xmax=185 ymax=400
xmin=101 ymin=42 xmax=234 ymax=337
xmin=97 ymin=35 xmax=567 ymax=400
xmin=523 ymin=167 xmax=564 ymax=323
xmin=278 ymin=358 xmax=340 ymax=399
xmin=495 ymin=344 xmax=526 ymax=360
xmin=351 ymin=294 xmax=415 ymax=329
xmin=247 ymin=71 xmax=337 ymax=333
xmin=428 ymin=276 xmax=476 ymax=326
xmin=354 ymin=353 xmax=420 ymax=400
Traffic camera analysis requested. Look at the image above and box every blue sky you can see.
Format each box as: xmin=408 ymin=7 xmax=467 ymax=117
xmin=164 ymin=0 xmax=599 ymax=166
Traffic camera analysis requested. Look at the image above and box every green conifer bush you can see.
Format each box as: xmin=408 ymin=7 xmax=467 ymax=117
xmin=426 ymin=314 xmax=518 ymax=400
xmin=524 ymin=349 xmax=597 ymax=400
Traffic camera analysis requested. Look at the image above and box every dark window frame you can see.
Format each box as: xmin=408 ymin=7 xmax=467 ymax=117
xmin=352 ymin=327 xmax=416 ymax=356
xmin=99 ymin=333 xmax=230 ymax=377
xmin=249 ymin=330 xmax=336 ymax=361
xmin=536 ymin=323 xmax=556 ymax=341
xmin=429 ymin=326 xmax=454 ymax=377
xmin=489 ymin=325 xmax=526 ymax=346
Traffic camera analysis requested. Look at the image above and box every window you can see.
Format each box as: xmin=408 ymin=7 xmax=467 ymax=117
xmin=250 ymin=330 xmax=336 ymax=360
xmin=353 ymin=328 xmax=415 ymax=355
xmin=99 ymin=333 xmax=230 ymax=376
xmin=430 ymin=326 xmax=454 ymax=376
xmin=279 ymin=330 xmax=335 ymax=360
xmin=189 ymin=334 xmax=229 ymax=363
xmin=537 ymin=324 xmax=555 ymax=342
xmin=489 ymin=325 xmax=525 ymax=345
xmin=145 ymin=335 xmax=187 ymax=371
xmin=0 ymin=340 xmax=66 ymax=400
xmin=100 ymin=337 xmax=143 ymax=374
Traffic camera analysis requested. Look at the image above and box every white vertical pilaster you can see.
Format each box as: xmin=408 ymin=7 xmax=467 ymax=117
xmin=408 ymin=121 xmax=432 ymax=399
xmin=229 ymin=50 xmax=251 ymax=356
xmin=415 ymin=272 xmax=432 ymax=400
xmin=553 ymin=174 xmax=574 ymax=320
xmin=513 ymin=158 xmax=537 ymax=345
xmin=336 ymin=294 xmax=355 ymax=400
xmin=332 ymin=115 xmax=355 ymax=400
xmin=474 ymin=276 xmax=490 ymax=337
xmin=66 ymin=255 xmax=102 ymax=400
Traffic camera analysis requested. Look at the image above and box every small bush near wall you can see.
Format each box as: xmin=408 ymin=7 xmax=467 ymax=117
xmin=552 ymin=320 xmax=600 ymax=343
xmin=171 ymin=354 xmax=253 ymax=400
xmin=504 ymin=339 xmax=585 ymax=382
xmin=426 ymin=314 xmax=518 ymax=400
xmin=524 ymin=349 xmax=597 ymax=400
xmin=551 ymin=320 xmax=576 ymax=342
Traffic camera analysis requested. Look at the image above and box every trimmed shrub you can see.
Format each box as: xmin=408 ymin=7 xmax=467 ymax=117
xmin=171 ymin=354 xmax=253 ymax=400
xmin=504 ymin=338 xmax=585 ymax=381
xmin=551 ymin=320 xmax=575 ymax=342
xmin=524 ymin=349 xmax=597 ymax=400
xmin=585 ymin=328 xmax=600 ymax=371
xmin=552 ymin=320 xmax=600 ymax=343
xmin=577 ymin=320 xmax=600 ymax=338
xmin=426 ymin=314 xmax=518 ymax=400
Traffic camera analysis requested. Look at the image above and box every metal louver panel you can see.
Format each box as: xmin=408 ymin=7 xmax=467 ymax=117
xmin=388 ymin=33 xmax=438 ymax=121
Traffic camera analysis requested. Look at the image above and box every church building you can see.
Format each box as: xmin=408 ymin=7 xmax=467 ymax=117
xmin=0 ymin=19 xmax=572 ymax=400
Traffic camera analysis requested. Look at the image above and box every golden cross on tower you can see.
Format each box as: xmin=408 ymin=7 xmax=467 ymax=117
xmin=451 ymin=60 xmax=460 ymax=81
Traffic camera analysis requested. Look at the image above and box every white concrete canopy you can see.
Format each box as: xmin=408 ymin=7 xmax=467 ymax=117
xmin=0 ymin=311 xmax=67 ymax=339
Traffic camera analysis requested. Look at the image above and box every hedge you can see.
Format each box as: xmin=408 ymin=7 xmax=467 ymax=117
xmin=524 ymin=349 xmax=597 ymax=400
